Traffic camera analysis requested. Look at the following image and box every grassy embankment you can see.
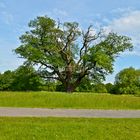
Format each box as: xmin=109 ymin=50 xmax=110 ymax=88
xmin=0 ymin=117 xmax=139 ymax=140
xmin=0 ymin=91 xmax=139 ymax=109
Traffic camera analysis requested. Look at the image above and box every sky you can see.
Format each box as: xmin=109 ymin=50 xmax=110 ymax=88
xmin=0 ymin=0 xmax=140 ymax=83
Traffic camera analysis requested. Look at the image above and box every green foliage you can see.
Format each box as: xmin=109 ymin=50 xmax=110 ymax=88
xmin=56 ymin=84 xmax=65 ymax=92
xmin=41 ymin=81 xmax=57 ymax=91
xmin=0 ymin=65 xmax=44 ymax=91
xmin=76 ymin=77 xmax=108 ymax=93
xmin=0 ymin=70 xmax=15 ymax=91
xmin=105 ymin=83 xmax=114 ymax=93
xmin=92 ymin=83 xmax=107 ymax=93
xmin=15 ymin=16 xmax=133 ymax=92
xmin=76 ymin=77 xmax=93 ymax=92
xmin=114 ymin=67 xmax=140 ymax=94
xmin=11 ymin=65 xmax=44 ymax=91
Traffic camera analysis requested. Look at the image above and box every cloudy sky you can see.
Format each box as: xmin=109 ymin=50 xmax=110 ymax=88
xmin=0 ymin=0 xmax=140 ymax=83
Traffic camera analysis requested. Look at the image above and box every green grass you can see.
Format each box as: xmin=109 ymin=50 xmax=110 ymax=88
xmin=0 ymin=117 xmax=139 ymax=140
xmin=0 ymin=91 xmax=139 ymax=109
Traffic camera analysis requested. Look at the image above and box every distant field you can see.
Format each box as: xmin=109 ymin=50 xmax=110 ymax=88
xmin=0 ymin=92 xmax=139 ymax=109
xmin=0 ymin=117 xmax=139 ymax=140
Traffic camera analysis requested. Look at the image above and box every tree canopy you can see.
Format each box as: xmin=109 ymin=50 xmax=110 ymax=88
xmin=11 ymin=65 xmax=44 ymax=91
xmin=0 ymin=65 xmax=44 ymax=91
xmin=0 ymin=70 xmax=14 ymax=91
xmin=114 ymin=67 xmax=140 ymax=94
xmin=15 ymin=16 xmax=133 ymax=92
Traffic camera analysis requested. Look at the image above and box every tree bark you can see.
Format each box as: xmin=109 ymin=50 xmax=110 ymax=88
xmin=66 ymin=84 xmax=75 ymax=93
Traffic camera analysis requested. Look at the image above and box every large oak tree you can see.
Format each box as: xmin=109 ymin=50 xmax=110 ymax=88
xmin=15 ymin=16 xmax=133 ymax=92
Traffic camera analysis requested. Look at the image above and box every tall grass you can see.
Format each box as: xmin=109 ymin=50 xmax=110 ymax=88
xmin=0 ymin=92 xmax=139 ymax=109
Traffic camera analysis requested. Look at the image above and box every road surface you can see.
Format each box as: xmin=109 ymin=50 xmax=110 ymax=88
xmin=0 ymin=107 xmax=140 ymax=118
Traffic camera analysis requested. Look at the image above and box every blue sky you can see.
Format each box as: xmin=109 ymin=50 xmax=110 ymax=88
xmin=0 ymin=0 xmax=140 ymax=83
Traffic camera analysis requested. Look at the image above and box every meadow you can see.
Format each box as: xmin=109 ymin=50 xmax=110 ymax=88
xmin=0 ymin=91 xmax=139 ymax=109
xmin=0 ymin=117 xmax=139 ymax=140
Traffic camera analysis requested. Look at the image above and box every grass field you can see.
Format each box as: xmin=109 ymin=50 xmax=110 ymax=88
xmin=0 ymin=117 xmax=139 ymax=140
xmin=0 ymin=92 xmax=139 ymax=109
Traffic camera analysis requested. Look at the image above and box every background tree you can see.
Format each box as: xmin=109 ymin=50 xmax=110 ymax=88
xmin=105 ymin=83 xmax=114 ymax=93
xmin=114 ymin=67 xmax=140 ymax=94
xmin=92 ymin=83 xmax=107 ymax=93
xmin=76 ymin=77 xmax=93 ymax=92
xmin=15 ymin=16 xmax=133 ymax=92
xmin=11 ymin=65 xmax=44 ymax=91
xmin=41 ymin=79 xmax=57 ymax=91
xmin=0 ymin=70 xmax=15 ymax=91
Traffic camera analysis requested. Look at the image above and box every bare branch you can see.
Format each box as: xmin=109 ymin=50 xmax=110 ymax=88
xmin=77 ymin=26 xmax=102 ymax=67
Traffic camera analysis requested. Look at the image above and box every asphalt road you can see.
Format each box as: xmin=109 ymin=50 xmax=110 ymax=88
xmin=0 ymin=107 xmax=140 ymax=118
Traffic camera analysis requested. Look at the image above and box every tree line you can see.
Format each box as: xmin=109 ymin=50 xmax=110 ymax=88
xmin=0 ymin=65 xmax=139 ymax=95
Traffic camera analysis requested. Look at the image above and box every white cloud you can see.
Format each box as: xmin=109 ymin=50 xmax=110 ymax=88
xmin=108 ymin=10 xmax=140 ymax=34
xmin=104 ymin=9 xmax=140 ymax=56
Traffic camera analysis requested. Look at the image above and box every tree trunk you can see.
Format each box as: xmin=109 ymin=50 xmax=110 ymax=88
xmin=63 ymin=68 xmax=87 ymax=93
xmin=65 ymin=83 xmax=75 ymax=93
